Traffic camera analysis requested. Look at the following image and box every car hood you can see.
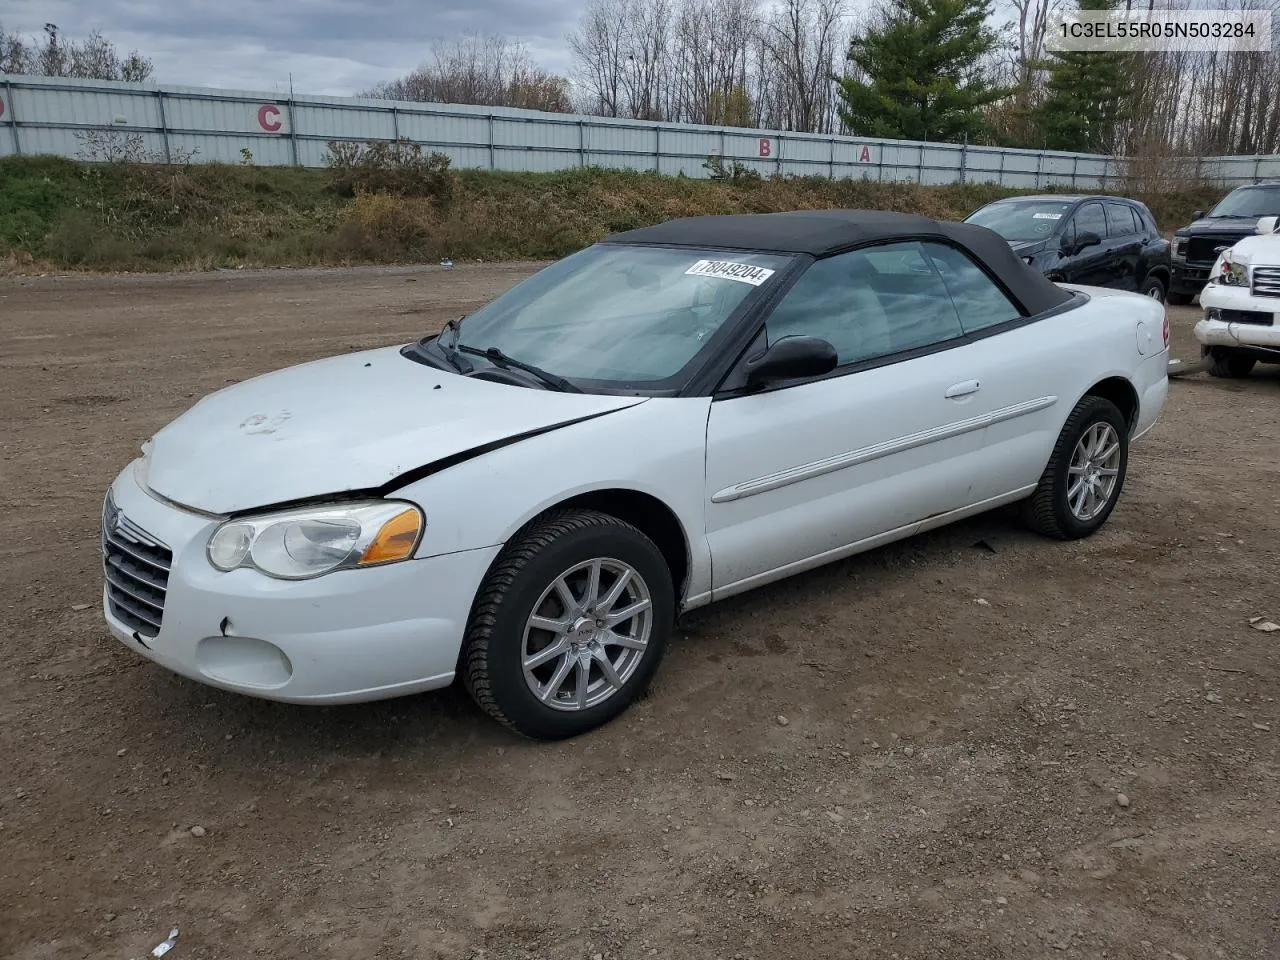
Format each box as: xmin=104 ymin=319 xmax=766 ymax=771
xmin=143 ymin=346 xmax=647 ymax=514
xmin=1176 ymin=216 xmax=1260 ymax=236
xmin=1218 ymin=233 xmax=1280 ymax=264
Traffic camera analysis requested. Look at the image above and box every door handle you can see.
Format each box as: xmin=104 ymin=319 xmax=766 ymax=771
xmin=945 ymin=380 xmax=981 ymax=399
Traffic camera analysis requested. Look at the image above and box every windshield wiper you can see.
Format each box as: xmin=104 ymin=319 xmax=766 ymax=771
xmin=427 ymin=317 xmax=473 ymax=374
xmin=456 ymin=344 xmax=583 ymax=393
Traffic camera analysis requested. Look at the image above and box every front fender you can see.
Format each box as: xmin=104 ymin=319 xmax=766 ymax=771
xmin=396 ymin=397 xmax=714 ymax=602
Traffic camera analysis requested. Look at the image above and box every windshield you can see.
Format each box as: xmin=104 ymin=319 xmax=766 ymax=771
xmin=1208 ymin=186 xmax=1280 ymax=218
xmin=446 ymin=244 xmax=792 ymax=386
xmin=965 ymin=200 xmax=1074 ymax=241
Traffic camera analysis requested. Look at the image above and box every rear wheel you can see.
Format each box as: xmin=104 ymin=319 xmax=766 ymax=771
xmin=1205 ymin=347 xmax=1256 ymax=379
xmin=461 ymin=509 xmax=674 ymax=740
xmin=1023 ymin=395 xmax=1129 ymax=540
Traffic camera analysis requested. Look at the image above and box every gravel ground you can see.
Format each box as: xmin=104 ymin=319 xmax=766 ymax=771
xmin=1 ymin=265 xmax=1278 ymax=960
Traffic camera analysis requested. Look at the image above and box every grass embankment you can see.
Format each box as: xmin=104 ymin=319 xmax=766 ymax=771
xmin=0 ymin=154 xmax=1225 ymax=273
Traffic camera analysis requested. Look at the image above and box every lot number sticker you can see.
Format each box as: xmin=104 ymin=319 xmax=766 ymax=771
xmin=1032 ymin=212 xmax=1063 ymax=219
xmin=685 ymin=260 xmax=775 ymax=285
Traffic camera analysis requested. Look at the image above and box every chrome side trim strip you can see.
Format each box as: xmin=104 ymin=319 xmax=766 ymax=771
xmin=710 ymin=395 xmax=1057 ymax=503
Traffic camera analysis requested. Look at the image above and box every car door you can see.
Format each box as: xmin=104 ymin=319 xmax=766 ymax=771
xmin=702 ymin=241 xmax=987 ymax=599
xmin=1058 ymin=202 xmax=1113 ymax=287
xmin=924 ymin=242 xmax=1076 ymax=503
xmin=1104 ymin=202 xmax=1143 ymax=290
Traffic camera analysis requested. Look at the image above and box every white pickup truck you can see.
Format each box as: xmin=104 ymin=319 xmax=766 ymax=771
xmin=1196 ymin=215 xmax=1280 ymax=377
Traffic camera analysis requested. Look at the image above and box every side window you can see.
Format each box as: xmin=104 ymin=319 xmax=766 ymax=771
xmin=923 ymin=243 xmax=1023 ymax=333
xmin=1076 ymin=202 xmax=1108 ymax=240
xmin=765 ymin=241 xmax=963 ymax=368
xmin=1104 ymin=203 xmax=1138 ymax=238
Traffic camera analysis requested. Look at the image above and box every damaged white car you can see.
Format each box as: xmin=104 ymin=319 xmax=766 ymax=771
xmin=1196 ymin=215 xmax=1280 ymax=377
xmin=101 ymin=210 xmax=1168 ymax=739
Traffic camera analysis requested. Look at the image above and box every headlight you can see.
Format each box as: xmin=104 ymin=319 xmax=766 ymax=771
xmin=1217 ymin=257 xmax=1247 ymax=286
xmin=1172 ymin=240 xmax=1186 ymax=260
xmin=207 ymin=501 xmax=424 ymax=580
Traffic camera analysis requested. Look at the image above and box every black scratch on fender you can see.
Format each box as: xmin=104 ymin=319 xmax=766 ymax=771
xmin=374 ymin=408 xmax=632 ymax=495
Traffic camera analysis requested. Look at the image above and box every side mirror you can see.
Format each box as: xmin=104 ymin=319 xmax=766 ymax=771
xmin=1193 ymin=210 xmax=1205 ymax=220
xmin=1256 ymin=215 xmax=1278 ymax=235
xmin=1075 ymin=230 xmax=1101 ymax=253
xmin=744 ymin=335 xmax=838 ymax=388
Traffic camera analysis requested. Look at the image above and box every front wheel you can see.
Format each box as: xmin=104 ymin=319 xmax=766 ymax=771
xmin=1205 ymin=347 xmax=1256 ymax=379
xmin=1139 ymin=275 xmax=1166 ymax=302
xmin=1023 ymin=395 xmax=1129 ymax=540
xmin=461 ymin=509 xmax=674 ymax=740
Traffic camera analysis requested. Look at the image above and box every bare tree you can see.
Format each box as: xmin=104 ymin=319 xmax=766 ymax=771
xmin=0 ymin=22 xmax=153 ymax=81
xmin=1009 ymin=0 xmax=1056 ymax=82
xmin=568 ymin=0 xmax=631 ymax=116
xmin=366 ymin=34 xmax=571 ymax=112
xmin=621 ymin=0 xmax=673 ymax=119
xmin=0 ymin=24 xmax=33 ymax=74
xmin=1118 ymin=0 xmax=1280 ymax=156
xmin=755 ymin=0 xmax=846 ymax=133
xmin=669 ymin=0 xmax=758 ymax=124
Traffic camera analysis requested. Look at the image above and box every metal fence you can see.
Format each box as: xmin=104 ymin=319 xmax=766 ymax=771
xmin=2 ymin=74 xmax=1277 ymax=189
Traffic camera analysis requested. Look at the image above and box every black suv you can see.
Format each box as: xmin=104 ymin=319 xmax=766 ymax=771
xmin=1170 ymin=181 xmax=1280 ymax=304
xmin=964 ymin=195 xmax=1171 ymax=301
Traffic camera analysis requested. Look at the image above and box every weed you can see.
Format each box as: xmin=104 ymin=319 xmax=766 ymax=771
xmin=0 ymin=155 xmax=1229 ymax=272
xmin=325 ymin=139 xmax=456 ymax=205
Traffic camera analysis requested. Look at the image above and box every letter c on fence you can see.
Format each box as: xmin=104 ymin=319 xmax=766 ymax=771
xmin=258 ymin=104 xmax=282 ymax=132
xmin=758 ymin=137 xmax=771 ymax=158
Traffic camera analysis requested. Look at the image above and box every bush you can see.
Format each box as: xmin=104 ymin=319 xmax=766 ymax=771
xmin=703 ymin=154 xmax=763 ymax=183
xmin=325 ymin=139 xmax=456 ymax=205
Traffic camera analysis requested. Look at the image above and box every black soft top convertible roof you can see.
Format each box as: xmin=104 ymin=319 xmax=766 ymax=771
xmin=604 ymin=209 xmax=1075 ymax=316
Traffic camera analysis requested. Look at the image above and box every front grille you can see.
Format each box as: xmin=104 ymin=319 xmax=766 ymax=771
xmin=1252 ymin=266 xmax=1280 ymax=298
xmin=1187 ymin=235 xmax=1250 ymax=264
xmin=1213 ymin=308 xmax=1274 ymax=326
xmin=101 ymin=493 xmax=171 ymax=638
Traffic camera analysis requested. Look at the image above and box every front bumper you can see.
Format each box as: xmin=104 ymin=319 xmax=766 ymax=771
xmin=101 ymin=462 xmax=501 ymax=703
xmin=1195 ymin=318 xmax=1280 ymax=350
xmin=1171 ymin=262 xmax=1211 ymax=295
xmin=1195 ymin=284 xmax=1280 ymax=351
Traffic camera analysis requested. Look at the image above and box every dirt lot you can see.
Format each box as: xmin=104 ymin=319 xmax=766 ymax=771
xmin=2 ymin=265 xmax=1278 ymax=960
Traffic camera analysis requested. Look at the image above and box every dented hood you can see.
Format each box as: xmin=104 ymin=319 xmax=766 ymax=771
xmin=1219 ymin=232 xmax=1280 ymax=264
xmin=144 ymin=346 xmax=646 ymax=514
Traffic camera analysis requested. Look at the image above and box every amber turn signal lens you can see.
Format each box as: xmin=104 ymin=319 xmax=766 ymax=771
xmin=358 ymin=508 xmax=423 ymax=566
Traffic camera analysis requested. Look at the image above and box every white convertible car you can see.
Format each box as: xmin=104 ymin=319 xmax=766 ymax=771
xmin=1196 ymin=215 xmax=1280 ymax=377
xmin=101 ymin=210 xmax=1169 ymax=739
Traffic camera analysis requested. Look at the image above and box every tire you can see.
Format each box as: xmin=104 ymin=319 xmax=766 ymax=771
xmin=461 ymin=508 xmax=674 ymax=740
xmin=1166 ymin=290 xmax=1193 ymax=306
xmin=1206 ymin=347 xmax=1256 ymax=379
xmin=1023 ymin=395 xmax=1129 ymax=540
xmin=1139 ymin=275 xmax=1166 ymax=302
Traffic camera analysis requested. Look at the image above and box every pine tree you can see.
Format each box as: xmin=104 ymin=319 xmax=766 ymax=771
xmin=1031 ymin=0 xmax=1134 ymax=152
xmin=836 ymin=0 xmax=1010 ymax=143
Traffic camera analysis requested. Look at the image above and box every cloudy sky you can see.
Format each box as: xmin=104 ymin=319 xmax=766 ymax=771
xmin=1 ymin=0 xmax=584 ymax=95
